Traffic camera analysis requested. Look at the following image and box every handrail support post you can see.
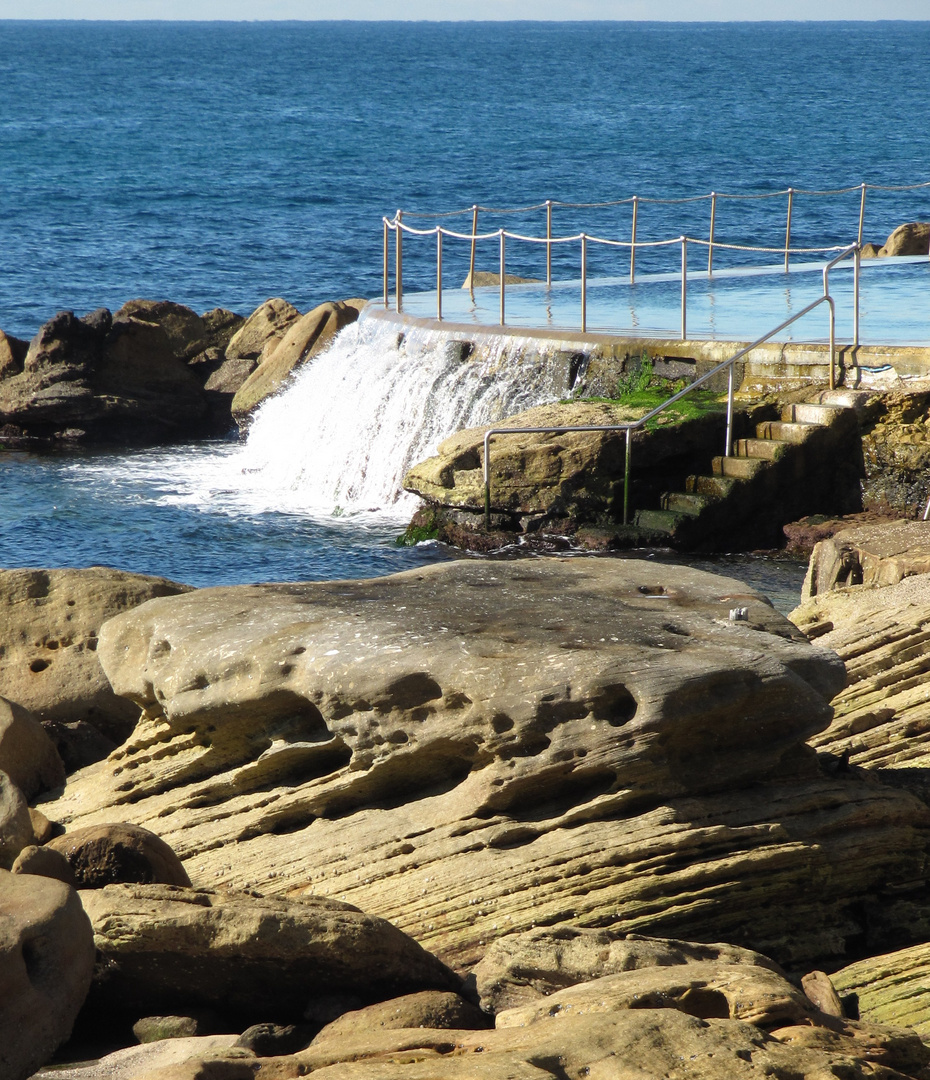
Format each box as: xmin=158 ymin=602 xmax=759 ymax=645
xmin=395 ymin=209 xmax=403 ymax=313
xmin=680 ymin=236 xmax=687 ymax=341
xmin=581 ymin=233 xmax=587 ymax=333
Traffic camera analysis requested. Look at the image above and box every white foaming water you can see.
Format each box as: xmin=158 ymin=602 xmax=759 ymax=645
xmin=166 ymin=314 xmax=567 ymax=521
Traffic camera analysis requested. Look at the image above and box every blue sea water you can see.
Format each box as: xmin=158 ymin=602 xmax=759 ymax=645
xmin=0 ymin=20 xmax=928 ymax=597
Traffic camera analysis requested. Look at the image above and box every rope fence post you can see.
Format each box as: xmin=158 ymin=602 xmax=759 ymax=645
xmin=581 ymin=233 xmax=587 ymax=333
xmin=395 ymin=210 xmax=403 ymax=313
xmin=383 ymin=219 xmax=389 ymax=308
xmin=436 ymin=228 xmax=443 ymax=321
xmin=630 ymin=195 xmax=638 ymax=283
xmin=469 ymin=204 xmax=478 ymax=300
xmin=546 ymin=200 xmax=553 ymax=287
xmin=854 ymin=242 xmax=860 ymax=347
xmin=858 ymin=183 xmax=867 ymax=248
xmin=680 ymin=236 xmax=688 ymax=340
xmin=784 ymin=188 xmax=793 ymax=273
xmin=708 ymin=191 xmax=717 ymax=275
xmin=499 ymin=229 xmax=506 ymax=326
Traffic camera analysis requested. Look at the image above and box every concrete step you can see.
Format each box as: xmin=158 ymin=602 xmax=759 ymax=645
xmin=755 ymin=420 xmax=820 ymax=444
xmin=685 ymin=474 xmax=738 ymax=498
xmin=734 ymin=437 xmax=790 ymax=461
xmin=712 ymin=455 xmax=766 ymax=479
xmin=812 ymin=389 xmax=875 ymax=417
xmin=633 ymin=508 xmax=694 ymax=535
xmin=661 ymin=491 xmax=711 ymax=515
xmin=781 ymin=402 xmax=846 ymax=426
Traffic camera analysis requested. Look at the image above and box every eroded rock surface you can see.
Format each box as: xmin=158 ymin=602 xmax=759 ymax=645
xmin=78 ymin=884 xmax=460 ymax=1030
xmin=39 ymin=559 xmax=930 ymax=969
xmin=0 ymin=567 xmax=191 ymax=753
xmin=801 ymin=519 xmax=930 ymax=599
xmin=0 ymin=870 xmax=95 ymax=1080
xmin=833 ymin=941 xmax=930 ymax=1037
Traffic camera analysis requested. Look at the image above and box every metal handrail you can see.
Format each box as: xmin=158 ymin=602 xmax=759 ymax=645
xmin=481 ymin=264 xmax=848 ymax=531
xmin=383 ymin=214 xmax=859 ymax=341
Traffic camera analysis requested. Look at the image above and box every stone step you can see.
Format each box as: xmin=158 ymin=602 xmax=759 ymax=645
xmin=734 ymin=438 xmax=790 ymax=461
xmin=812 ymin=389 xmax=875 ymax=416
xmin=755 ymin=420 xmax=820 ymax=444
xmin=781 ymin=402 xmax=846 ymax=426
xmin=685 ymin=474 xmax=738 ymax=498
xmin=633 ymin=508 xmax=694 ymax=535
xmin=712 ymin=455 xmax=766 ymax=479
xmin=661 ymin=491 xmax=711 ymax=516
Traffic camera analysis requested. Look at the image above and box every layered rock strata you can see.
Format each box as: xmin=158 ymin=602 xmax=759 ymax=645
xmin=40 ymin=558 xmax=930 ymax=971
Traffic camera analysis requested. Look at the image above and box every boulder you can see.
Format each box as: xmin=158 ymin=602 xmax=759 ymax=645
xmin=234 ymin=1022 xmax=310 ymax=1056
xmin=315 ymin=991 xmax=491 ymax=1041
xmin=46 ymin=822 xmax=191 ymax=888
xmin=11 ymin=844 xmax=76 ymax=885
xmin=0 ymin=329 xmax=27 ymax=378
xmin=800 ymin=519 xmax=930 ymax=599
xmin=29 ymin=806 xmax=57 ymax=844
xmin=494 ymin=962 xmax=815 ymax=1031
xmin=115 ymin=300 xmax=206 ymax=361
xmin=134 ymin=1015 xmax=205 ymax=1043
xmin=0 ymin=566 xmax=191 ymax=748
xmin=878 ymin=221 xmax=930 ymax=257
xmin=792 ymin=569 xmax=930 ymax=769
xmin=0 ymin=769 xmax=35 ymax=868
xmin=0 ymin=695 xmax=65 ymax=799
xmin=40 ymin=559 xmax=930 ymax=971
xmin=833 ymin=941 xmax=930 ymax=1037
xmin=0 ymin=869 xmax=95 ymax=1080
xmin=230 ymin=299 xmax=365 ymax=421
xmin=199 ymin=308 xmax=245 ymax=354
xmin=860 ymin=241 xmax=882 ymax=258
xmin=77 ymin=884 xmax=460 ymax=1029
xmin=224 ymin=298 xmax=301 ymax=362
xmin=471 ymin=928 xmax=782 ymax=1015
xmin=28 ymin=1035 xmax=243 ymax=1080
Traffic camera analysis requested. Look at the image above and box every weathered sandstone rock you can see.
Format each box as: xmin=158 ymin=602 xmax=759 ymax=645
xmin=0 ymin=869 xmax=95 ymax=1080
xmin=134 ymin=1015 xmax=207 ymax=1043
xmin=0 ymin=769 xmax=35 ymax=868
xmin=12 ymin=843 xmax=76 ymax=885
xmin=403 ymin=400 xmax=678 ymax=516
xmin=78 ymin=884 xmax=460 ymax=1029
xmin=471 ymin=928 xmax=782 ymax=1015
xmin=28 ymin=1035 xmax=244 ymax=1080
xmin=801 ymin=519 xmax=930 ymax=599
xmin=47 ymin=822 xmax=191 ymax=888
xmin=235 ymin=1022 xmax=311 ymax=1056
xmin=0 ymin=567 xmax=190 ymax=749
xmin=800 ymin=969 xmax=844 ymax=1018
xmin=29 ymin=805 xmax=57 ymax=844
xmin=792 ymin=570 xmax=930 ymax=768
xmin=0 ymin=309 xmax=210 ymax=444
xmin=224 ymin=298 xmax=301 ymax=362
xmin=878 ymin=221 xmax=930 ymax=257
xmin=115 ymin=300 xmax=206 ymax=361
xmin=494 ymin=962 xmax=815 ymax=1030
xmin=40 ymin=559 xmax=930 ymax=970
xmin=833 ymin=941 xmax=930 ymax=1037
xmin=0 ymin=328 xmax=27 ymax=377
xmin=230 ymin=299 xmax=365 ymax=421
xmin=316 ymin=992 xmax=491 ymax=1041
xmin=0 ymin=695 xmax=65 ymax=799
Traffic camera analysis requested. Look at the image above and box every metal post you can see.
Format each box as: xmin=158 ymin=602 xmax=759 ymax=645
xmin=469 ymin=205 xmax=478 ymax=300
xmin=623 ymin=427 xmax=632 ymax=525
xmin=680 ymin=236 xmax=687 ymax=341
xmin=858 ymin=183 xmax=867 ymax=248
xmin=725 ymin=364 xmax=734 ymax=458
xmin=383 ymin=220 xmax=389 ymax=308
xmin=546 ymin=200 xmax=553 ymax=288
xmin=395 ymin=210 xmax=403 ymax=313
xmin=828 ymin=296 xmax=836 ymax=390
xmin=630 ymin=196 xmax=638 ymax=283
xmin=708 ymin=192 xmax=717 ymax=275
xmin=499 ymin=230 xmax=506 ymax=326
xmin=483 ymin=430 xmax=492 ymax=531
xmin=853 ymin=243 xmax=860 ymax=347
xmin=784 ymin=189 xmax=793 ymax=273
xmin=436 ymin=229 xmax=443 ymax=321
xmin=581 ymin=234 xmax=587 ymax=333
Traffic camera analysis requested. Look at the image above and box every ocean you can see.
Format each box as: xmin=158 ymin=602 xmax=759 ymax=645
xmin=1 ymin=20 xmax=928 ymax=599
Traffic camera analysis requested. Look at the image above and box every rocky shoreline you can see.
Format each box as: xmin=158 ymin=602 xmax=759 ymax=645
xmin=0 ymin=530 xmax=930 ymax=1078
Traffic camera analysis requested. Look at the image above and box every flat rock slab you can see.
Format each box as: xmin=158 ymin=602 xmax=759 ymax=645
xmin=41 ymin=559 xmax=930 ymax=970
xmin=803 ymin=519 xmax=930 ymax=599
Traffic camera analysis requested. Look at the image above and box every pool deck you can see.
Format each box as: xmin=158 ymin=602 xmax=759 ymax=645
xmin=368 ymin=256 xmax=930 ymax=391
